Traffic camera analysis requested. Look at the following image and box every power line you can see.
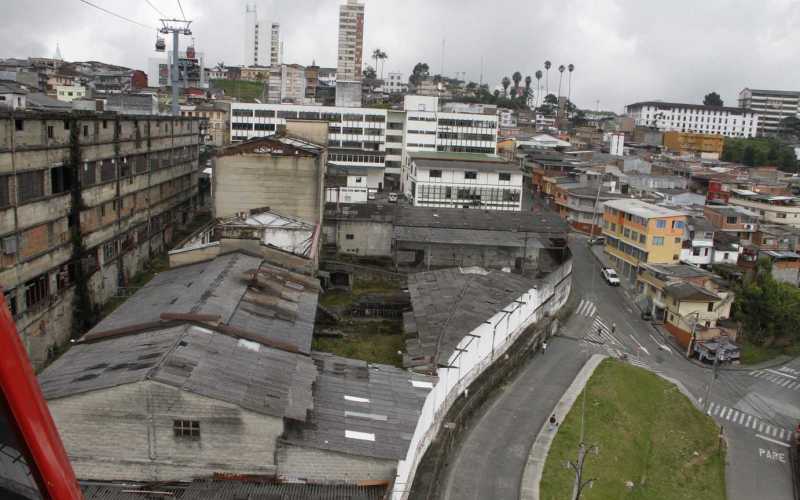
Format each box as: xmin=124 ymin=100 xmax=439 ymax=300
xmin=144 ymin=0 xmax=166 ymax=18
xmin=176 ymin=0 xmax=186 ymax=20
xmin=77 ymin=0 xmax=156 ymax=30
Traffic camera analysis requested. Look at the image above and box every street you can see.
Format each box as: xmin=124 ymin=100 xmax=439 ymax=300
xmin=439 ymin=231 xmax=799 ymax=500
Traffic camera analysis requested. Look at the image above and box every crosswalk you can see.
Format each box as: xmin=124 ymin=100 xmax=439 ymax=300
xmin=575 ymin=298 xmax=597 ymax=318
xmin=749 ymin=370 xmax=800 ymax=391
xmin=584 ymin=317 xmax=621 ymax=346
xmin=628 ymin=357 xmax=651 ymax=370
xmin=706 ymin=401 xmax=793 ymax=444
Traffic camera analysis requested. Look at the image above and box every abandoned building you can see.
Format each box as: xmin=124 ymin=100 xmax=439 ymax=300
xmin=38 ymin=250 xmax=435 ymax=484
xmin=169 ymin=208 xmax=321 ymax=275
xmin=0 ymin=110 xmax=202 ymax=367
xmin=393 ymin=206 xmax=569 ymax=271
xmin=213 ymin=128 xmax=327 ymax=224
xmin=322 ymin=202 xmax=395 ymax=257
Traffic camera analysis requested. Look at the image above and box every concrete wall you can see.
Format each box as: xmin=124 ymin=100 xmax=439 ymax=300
xmin=214 ymin=154 xmax=323 ymax=223
xmin=395 ymin=242 xmax=538 ymax=270
xmin=285 ymin=120 xmax=328 ymax=147
xmin=168 ymin=242 xmax=220 ymax=267
xmin=49 ymin=380 xmax=283 ymax=481
xmin=332 ymin=220 xmax=393 ymax=257
xmin=276 ymin=444 xmax=396 ymax=482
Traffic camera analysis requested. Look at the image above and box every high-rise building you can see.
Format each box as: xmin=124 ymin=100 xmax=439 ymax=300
xmin=244 ymin=4 xmax=259 ymax=66
xmin=738 ymin=88 xmax=800 ymax=137
xmin=336 ymin=0 xmax=364 ymax=82
xmin=270 ymin=23 xmax=280 ymax=66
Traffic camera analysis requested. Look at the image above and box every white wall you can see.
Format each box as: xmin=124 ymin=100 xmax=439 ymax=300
xmin=391 ymin=260 xmax=573 ymax=499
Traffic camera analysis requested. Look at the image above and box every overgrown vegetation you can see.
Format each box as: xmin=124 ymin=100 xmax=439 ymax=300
xmin=210 ymin=79 xmax=264 ymax=102
xmin=541 ymin=360 xmax=726 ymax=500
xmin=732 ymin=258 xmax=800 ymax=360
xmin=313 ymin=320 xmax=404 ymax=367
xmin=721 ymin=137 xmax=797 ymax=172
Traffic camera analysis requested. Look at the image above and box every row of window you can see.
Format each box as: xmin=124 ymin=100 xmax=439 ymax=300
xmin=328 ymin=153 xmax=385 ymax=164
xmin=416 ymin=184 xmax=521 ymax=203
xmin=438 ymin=118 xmax=497 ymax=129
xmin=437 ymin=132 xmax=495 ymax=142
xmin=232 ymin=108 xmax=385 ymax=123
xmin=427 ymin=169 xmax=512 ymax=181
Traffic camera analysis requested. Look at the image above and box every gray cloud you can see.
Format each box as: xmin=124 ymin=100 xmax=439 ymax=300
xmin=2 ymin=0 xmax=799 ymax=111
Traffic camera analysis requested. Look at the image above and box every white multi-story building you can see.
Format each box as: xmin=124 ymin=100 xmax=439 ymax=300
xmin=244 ymin=4 xmax=260 ymax=66
xmin=336 ymin=0 xmax=364 ymax=82
xmin=54 ymin=84 xmax=86 ymax=102
xmin=626 ymin=101 xmax=758 ymax=138
xmin=243 ymin=5 xmax=279 ymax=67
xmin=383 ymin=72 xmax=407 ymax=94
xmin=270 ymin=23 xmax=281 ymax=66
xmin=405 ymin=151 xmax=522 ymax=211
xmin=229 ymin=96 xmax=497 ymax=191
xmin=738 ymin=88 xmax=800 ymax=136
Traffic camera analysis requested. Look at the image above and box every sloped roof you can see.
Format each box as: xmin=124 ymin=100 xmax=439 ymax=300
xmin=283 ymin=352 xmax=435 ymax=460
xmin=664 ymin=282 xmax=720 ymax=302
xmin=88 ymin=251 xmax=319 ymax=354
xmin=394 ymin=206 xmax=567 ymax=234
xmin=405 ymin=268 xmax=538 ymax=367
xmin=39 ymin=324 xmax=317 ymax=420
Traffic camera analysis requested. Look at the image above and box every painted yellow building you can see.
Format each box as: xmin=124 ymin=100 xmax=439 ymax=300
xmin=602 ymin=199 xmax=687 ymax=282
xmin=662 ymin=131 xmax=724 ymax=158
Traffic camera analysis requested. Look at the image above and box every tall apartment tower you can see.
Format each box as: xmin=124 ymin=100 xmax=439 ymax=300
xmin=270 ymin=23 xmax=281 ymax=66
xmin=739 ymin=88 xmax=800 ymax=136
xmin=336 ymin=0 xmax=365 ymax=81
xmin=244 ymin=4 xmax=260 ymax=66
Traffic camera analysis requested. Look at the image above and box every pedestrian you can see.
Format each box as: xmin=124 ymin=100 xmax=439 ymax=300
xmin=549 ymin=414 xmax=558 ymax=431
xmin=542 ymin=341 xmax=548 ymax=353
xmin=611 ymin=323 xmax=616 ymax=334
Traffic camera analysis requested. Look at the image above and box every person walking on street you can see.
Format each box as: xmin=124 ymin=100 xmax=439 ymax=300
xmin=611 ymin=322 xmax=616 ymax=335
xmin=549 ymin=414 xmax=558 ymax=431
xmin=542 ymin=341 xmax=548 ymax=353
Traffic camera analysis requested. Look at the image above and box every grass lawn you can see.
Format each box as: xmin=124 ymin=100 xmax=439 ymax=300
xmin=738 ymin=336 xmax=800 ymax=365
xmin=540 ymin=359 xmax=726 ymax=500
xmin=210 ymin=79 xmax=264 ymax=101
xmin=313 ymin=319 xmax=404 ymax=367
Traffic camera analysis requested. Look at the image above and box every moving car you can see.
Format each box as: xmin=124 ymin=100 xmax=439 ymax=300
xmin=601 ymin=267 xmax=620 ymax=286
xmin=588 ymin=236 xmax=605 ymax=245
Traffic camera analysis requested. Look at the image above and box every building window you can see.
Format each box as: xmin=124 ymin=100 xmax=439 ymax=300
xmin=345 ymin=234 xmax=354 ymax=240
xmin=499 ymin=172 xmax=511 ymax=181
xmin=14 ymin=119 xmax=23 ymax=131
xmin=429 ymin=169 xmax=442 ymax=178
xmin=0 ymin=176 xmax=10 ymax=208
xmin=50 ymin=165 xmax=74 ymax=195
xmin=653 ymin=236 xmax=665 ymax=246
xmin=17 ymin=170 xmax=44 ymax=203
xmin=674 ymin=237 xmax=681 ymax=244
xmin=83 ymin=125 xmax=89 ymax=137
xmin=464 ymin=171 xmax=477 ymax=180
xmin=656 ymin=220 xmax=666 ymax=229
xmin=173 ymin=419 xmax=200 ymax=438
xmin=24 ymin=275 xmax=49 ymax=310
xmin=707 ymin=302 xmax=714 ymax=312
xmin=726 ymin=216 xmax=737 ymax=224
xmin=354 ymin=177 xmax=362 ymax=183
xmin=47 ymin=125 xmax=54 ymax=139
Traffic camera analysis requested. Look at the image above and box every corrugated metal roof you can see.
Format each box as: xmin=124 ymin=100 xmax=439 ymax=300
xmin=39 ymin=323 xmax=317 ymax=420
xmin=283 ymin=352 xmax=435 ymax=460
xmin=405 ymin=268 xmax=538 ymax=367
xmin=87 ymin=252 xmax=318 ymax=354
xmin=81 ymin=481 xmax=387 ymax=499
xmin=394 ymin=206 xmax=567 ymax=234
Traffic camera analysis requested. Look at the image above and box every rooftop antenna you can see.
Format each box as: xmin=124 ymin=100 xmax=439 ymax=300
xmin=479 ymin=55 xmax=484 ymax=87
xmin=159 ymin=18 xmax=193 ymax=116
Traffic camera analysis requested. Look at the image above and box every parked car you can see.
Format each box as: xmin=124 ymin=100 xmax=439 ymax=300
xmin=588 ymin=236 xmax=606 ymax=246
xmin=601 ymin=267 xmax=620 ymax=286
xmin=388 ymin=192 xmax=398 ymax=203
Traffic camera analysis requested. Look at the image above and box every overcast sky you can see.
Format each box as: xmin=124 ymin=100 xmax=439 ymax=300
xmin=3 ymin=0 xmax=800 ymax=112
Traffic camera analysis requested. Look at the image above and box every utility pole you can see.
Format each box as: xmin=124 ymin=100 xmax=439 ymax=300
xmin=703 ymin=345 xmax=724 ymax=414
xmin=159 ymin=19 xmax=193 ymax=116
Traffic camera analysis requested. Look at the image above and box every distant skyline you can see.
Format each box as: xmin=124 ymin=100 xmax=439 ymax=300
xmin=3 ymin=0 xmax=800 ymax=112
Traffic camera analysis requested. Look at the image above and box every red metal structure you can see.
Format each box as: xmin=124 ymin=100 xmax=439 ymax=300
xmin=0 ymin=290 xmax=82 ymax=500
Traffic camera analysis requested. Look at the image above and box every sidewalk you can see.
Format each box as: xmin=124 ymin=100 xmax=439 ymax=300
xmin=519 ymin=354 xmax=607 ymax=500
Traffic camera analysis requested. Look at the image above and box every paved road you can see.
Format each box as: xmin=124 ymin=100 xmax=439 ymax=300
xmin=439 ymin=230 xmax=799 ymax=500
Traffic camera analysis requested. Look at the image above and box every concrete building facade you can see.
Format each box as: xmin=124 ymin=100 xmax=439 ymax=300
xmin=626 ymin=101 xmax=758 ymax=138
xmin=336 ymin=0 xmax=365 ymax=82
xmin=738 ymin=88 xmax=800 ymax=136
xmin=662 ymin=131 xmax=724 ymax=159
xmin=0 ymin=111 xmax=201 ymax=367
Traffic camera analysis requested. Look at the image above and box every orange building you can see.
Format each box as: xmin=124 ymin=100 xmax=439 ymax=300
xmin=663 ymin=131 xmax=724 ymax=158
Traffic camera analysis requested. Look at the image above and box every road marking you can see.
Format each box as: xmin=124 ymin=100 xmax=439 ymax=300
xmin=720 ymin=407 xmax=730 ymax=419
xmin=790 ymin=382 xmax=799 ymax=389
xmin=745 ymin=415 xmax=753 ymax=426
xmin=628 ymin=334 xmax=650 ymax=356
xmin=781 ymin=379 xmax=792 ymax=387
xmin=728 ymin=410 xmax=738 ymax=421
xmin=738 ymin=412 xmax=747 ymax=424
xmin=750 ymin=370 xmax=763 ymax=378
xmin=758 ymin=422 xmax=765 ymax=432
xmin=757 ymin=435 xmax=790 ymax=448
xmin=708 ymin=402 xmax=717 ymax=414
xmin=765 ymin=368 xmax=797 ymax=380
xmin=751 ymin=418 xmax=758 ymax=429
xmin=779 ymin=429 xmax=786 ymax=440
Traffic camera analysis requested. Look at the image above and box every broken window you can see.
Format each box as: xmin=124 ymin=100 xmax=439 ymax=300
xmin=100 ymin=159 xmax=115 ymax=182
xmin=81 ymin=162 xmax=97 ymax=186
xmin=17 ymin=170 xmax=44 ymax=203
xmin=0 ymin=176 xmax=10 ymax=208
xmin=24 ymin=274 xmax=49 ymax=310
xmin=50 ymin=165 xmax=75 ymax=195
xmin=173 ymin=419 xmax=200 ymax=438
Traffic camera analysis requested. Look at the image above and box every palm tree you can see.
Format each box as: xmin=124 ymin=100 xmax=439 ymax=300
xmin=524 ymin=75 xmax=532 ymax=103
xmin=512 ymin=71 xmax=522 ymax=95
xmin=501 ymin=76 xmax=511 ymax=97
xmin=557 ymin=64 xmax=565 ymax=126
xmin=534 ymin=70 xmax=543 ymax=107
xmin=567 ymin=63 xmax=575 ymax=102
xmin=378 ymin=50 xmax=388 ymax=79
xmin=544 ymin=60 xmax=551 ymax=97
xmin=372 ymin=49 xmax=381 ymax=77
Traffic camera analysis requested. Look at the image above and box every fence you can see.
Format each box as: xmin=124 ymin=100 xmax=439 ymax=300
xmin=391 ymin=258 xmax=573 ymax=499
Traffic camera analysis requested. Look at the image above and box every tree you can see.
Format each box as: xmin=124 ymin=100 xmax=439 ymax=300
xmin=363 ymin=65 xmax=377 ymax=80
xmin=215 ymin=61 xmax=226 ymax=72
xmin=534 ymin=70 xmax=543 ymax=106
xmin=544 ymin=60 xmax=551 ymax=96
xmin=524 ymin=75 xmax=532 ymax=102
xmin=512 ymin=71 xmax=522 ymax=95
xmin=742 ymin=144 xmax=756 ymax=166
xmin=567 ymin=63 xmax=575 ymax=102
xmin=378 ymin=50 xmax=388 ymax=79
xmin=372 ymin=49 xmax=382 ymax=78
xmin=493 ymin=89 xmax=500 ymax=99
xmin=409 ymin=62 xmax=430 ymax=86
xmin=466 ymin=81 xmax=478 ymax=92
xmin=544 ymin=93 xmax=558 ymax=105
xmin=703 ymin=92 xmax=724 ymax=107
xmin=510 ymin=87 xmax=517 ymax=99
xmin=501 ymin=76 xmax=511 ymax=96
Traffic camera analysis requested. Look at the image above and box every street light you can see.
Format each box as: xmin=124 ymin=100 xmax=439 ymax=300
xmin=684 ymin=310 xmax=701 ymax=358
